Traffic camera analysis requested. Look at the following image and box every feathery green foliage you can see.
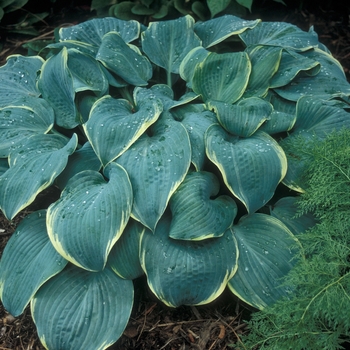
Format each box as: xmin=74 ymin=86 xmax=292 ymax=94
xmin=241 ymin=128 xmax=350 ymax=350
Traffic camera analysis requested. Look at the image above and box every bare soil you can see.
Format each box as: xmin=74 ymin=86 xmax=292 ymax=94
xmin=0 ymin=1 xmax=349 ymax=349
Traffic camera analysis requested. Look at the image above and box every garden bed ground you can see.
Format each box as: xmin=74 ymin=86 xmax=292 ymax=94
xmin=0 ymin=1 xmax=349 ymax=349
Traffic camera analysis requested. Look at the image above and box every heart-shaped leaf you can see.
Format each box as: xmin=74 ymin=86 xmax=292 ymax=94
xmin=142 ymin=15 xmax=201 ymax=75
xmin=0 ymin=210 xmax=67 ymax=317
xmin=243 ymin=45 xmax=282 ymax=98
xmin=116 ymin=113 xmax=191 ymax=231
xmin=97 ymin=32 xmax=152 ymax=86
xmin=107 ymin=219 xmax=145 ymax=280
xmin=0 ymin=134 xmax=78 ymax=220
xmin=170 ymin=104 xmax=218 ymax=170
xmin=46 ymin=163 xmax=133 ymax=271
xmin=0 ymin=98 xmax=54 ymax=157
xmin=67 ymin=49 xmax=109 ymax=95
xmin=59 ymin=17 xmax=140 ymax=45
xmin=209 ymin=98 xmax=273 ymax=137
xmin=239 ymin=21 xmax=319 ymax=52
xmin=169 ymin=171 xmax=237 ymax=240
xmin=192 ymin=52 xmax=251 ymax=103
xmin=0 ymin=55 xmax=44 ymax=107
xmin=37 ymin=47 xmax=78 ymax=129
xmin=32 ymin=264 xmax=134 ymax=350
xmin=84 ymin=93 xmax=162 ymax=166
xmin=228 ymin=213 xmax=301 ymax=309
xmin=270 ymin=197 xmax=316 ymax=235
xmin=140 ymin=214 xmax=238 ymax=307
xmin=194 ymin=14 xmax=260 ymax=48
xmin=205 ymin=126 xmax=287 ymax=213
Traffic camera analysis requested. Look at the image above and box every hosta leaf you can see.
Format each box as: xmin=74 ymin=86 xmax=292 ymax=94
xmin=243 ymin=45 xmax=282 ymax=98
xmin=194 ymin=15 xmax=260 ymax=48
xmin=59 ymin=17 xmax=140 ymax=45
xmin=205 ymin=126 xmax=287 ymax=213
xmin=107 ymin=219 xmax=145 ymax=279
xmin=116 ymin=113 xmax=191 ymax=231
xmin=259 ymin=92 xmax=296 ymax=134
xmin=192 ymin=52 xmax=251 ymax=103
xmin=141 ymin=15 xmax=201 ymax=74
xmin=269 ymin=49 xmax=320 ymax=89
xmin=179 ymin=46 xmax=210 ymax=88
xmin=0 ymin=210 xmax=67 ymax=317
xmin=84 ymin=94 xmax=162 ymax=166
xmin=0 ymin=98 xmax=54 ymax=157
xmin=169 ymin=171 xmax=237 ymax=240
xmin=55 ymin=142 xmax=102 ymax=190
xmin=239 ymin=21 xmax=319 ymax=52
xmin=228 ymin=213 xmax=301 ymax=309
xmin=0 ymin=55 xmax=43 ymax=107
xmin=97 ymin=32 xmax=152 ymax=86
xmin=67 ymin=49 xmax=109 ymax=95
xmin=37 ymin=47 xmax=78 ymax=129
xmin=46 ymin=41 xmax=98 ymax=58
xmin=170 ymin=104 xmax=217 ymax=170
xmin=270 ymin=197 xmax=316 ymax=235
xmin=0 ymin=134 xmax=78 ymax=220
xmin=206 ymin=0 xmax=230 ymax=17
xmin=140 ymin=214 xmax=238 ymax=307
xmin=281 ymin=97 xmax=350 ymax=192
xmin=133 ymin=84 xmax=198 ymax=111
xmin=209 ymin=98 xmax=273 ymax=137
xmin=236 ymin=0 xmax=253 ymax=11
xmin=32 ymin=264 xmax=133 ymax=350
xmin=274 ymin=48 xmax=350 ymax=100
xmin=46 ymin=163 xmax=133 ymax=271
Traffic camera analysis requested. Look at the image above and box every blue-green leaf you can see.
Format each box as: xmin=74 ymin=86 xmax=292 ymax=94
xmin=37 ymin=48 xmax=78 ymax=129
xmin=209 ymin=98 xmax=273 ymax=137
xmin=205 ymin=126 xmax=287 ymax=213
xmin=84 ymin=93 xmax=162 ymax=166
xmin=169 ymin=171 xmax=237 ymax=240
xmin=206 ymin=0 xmax=231 ymax=18
xmin=142 ymin=15 xmax=201 ymax=74
xmin=239 ymin=22 xmax=319 ymax=52
xmin=281 ymin=97 xmax=350 ymax=192
xmin=59 ymin=17 xmax=140 ymax=45
xmin=67 ymin=49 xmax=109 ymax=95
xmin=194 ymin=15 xmax=260 ymax=48
xmin=107 ymin=219 xmax=145 ymax=279
xmin=116 ymin=113 xmax=191 ymax=231
xmin=97 ymin=32 xmax=152 ymax=86
xmin=192 ymin=52 xmax=251 ymax=103
xmin=0 ymin=55 xmax=43 ymax=107
xmin=0 ymin=210 xmax=67 ymax=317
xmin=46 ymin=163 xmax=133 ymax=271
xmin=0 ymin=98 xmax=54 ymax=157
xmin=55 ymin=142 xmax=102 ymax=190
xmin=274 ymin=48 xmax=350 ymax=100
xmin=32 ymin=264 xmax=133 ymax=350
xmin=270 ymin=197 xmax=316 ymax=235
xmin=269 ymin=49 xmax=320 ymax=89
xmin=170 ymin=104 xmax=217 ymax=170
xmin=243 ymin=45 xmax=282 ymax=98
xmin=140 ymin=214 xmax=238 ymax=307
xmin=228 ymin=213 xmax=301 ymax=309
xmin=0 ymin=134 xmax=78 ymax=220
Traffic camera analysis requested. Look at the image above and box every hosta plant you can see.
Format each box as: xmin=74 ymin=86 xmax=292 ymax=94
xmin=0 ymin=14 xmax=350 ymax=350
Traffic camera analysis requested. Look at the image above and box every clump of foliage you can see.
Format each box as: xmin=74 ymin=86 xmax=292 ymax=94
xmin=241 ymin=128 xmax=350 ymax=350
xmin=0 ymin=13 xmax=349 ymax=349
xmin=91 ymin=0 xmax=285 ymax=22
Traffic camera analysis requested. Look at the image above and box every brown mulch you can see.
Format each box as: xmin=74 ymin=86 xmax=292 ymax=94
xmin=0 ymin=1 xmax=349 ymax=350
